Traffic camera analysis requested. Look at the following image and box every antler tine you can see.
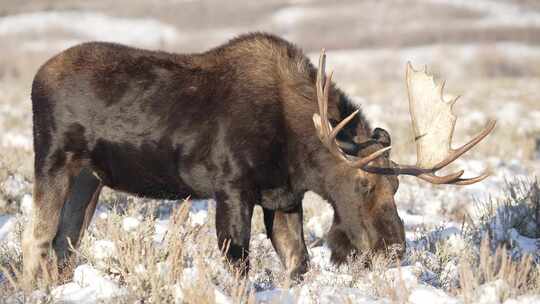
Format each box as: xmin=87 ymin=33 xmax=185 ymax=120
xmin=418 ymin=170 xmax=490 ymax=185
xmin=432 ymin=120 xmax=497 ymax=171
xmin=314 ymin=49 xmax=345 ymax=161
xmin=417 ymin=171 xmax=464 ymax=184
xmin=351 ymin=146 xmax=392 ymax=168
xmin=313 ymin=49 xmax=389 ymax=166
xmin=451 ymin=171 xmax=491 ymax=185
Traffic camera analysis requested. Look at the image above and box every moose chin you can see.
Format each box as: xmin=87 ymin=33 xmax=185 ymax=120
xmin=22 ymin=32 xmax=495 ymax=282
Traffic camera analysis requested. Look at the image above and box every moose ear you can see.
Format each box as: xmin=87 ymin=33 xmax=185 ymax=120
xmin=372 ymin=128 xmax=391 ymax=147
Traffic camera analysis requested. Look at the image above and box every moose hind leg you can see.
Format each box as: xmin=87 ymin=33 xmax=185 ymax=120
xmin=263 ymin=202 xmax=309 ymax=281
xmin=214 ymin=186 xmax=256 ymax=276
xmin=22 ymin=165 xmax=73 ymax=281
xmin=52 ymin=168 xmax=102 ymax=265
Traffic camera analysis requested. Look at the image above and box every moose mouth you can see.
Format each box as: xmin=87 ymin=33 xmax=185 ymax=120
xmin=327 ymin=226 xmax=406 ymax=265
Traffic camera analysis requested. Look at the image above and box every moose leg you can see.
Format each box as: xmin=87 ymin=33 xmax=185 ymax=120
xmin=22 ymin=163 xmax=74 ymax=282
xmin=52 ymin=168 xmax=102 ymax=266
xmin=214 ymin=187 xmax=256 ymax=276
xmin=263 ymin=203 xmax=309 ymax=281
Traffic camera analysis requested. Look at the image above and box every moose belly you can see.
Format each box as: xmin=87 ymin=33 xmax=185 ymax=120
xmin=89 ymin=139 xmax=197 ymax=200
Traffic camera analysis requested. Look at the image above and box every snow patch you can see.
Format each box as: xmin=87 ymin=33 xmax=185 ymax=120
xmin=0 ymin=132 xmax=32 ymax=150
xmin=0 ymin=215 xmax=16 ymax=241
xmin=504 ymin=295 xmax=540 ymax=304
xmin=475 ymin=279 xmax=511 ymax=304
xmin=20 ymin=194 xmax=32 ymax=215
xmin=189 ymin=199 xmax=209 ymax=226
xmin=174 ymin=267 xmax=233 ymax=304
xmin=409 ymin=285 xmax=459 ymax=304
xmin=122 ymin=217 xmax=140 ymax=232
xmin=271 ymin=6 xmax=322 ymax=29
xmin=425 ymin=0 xmax=540 ymax=27
xmin=508 ymin=229 xmax=539 ymax=256
xmin=306 ymin=210 xmax=332 ymax=240
xmin=92 ymin=240 xmax=116 ymax=261
xmin=0 ymin=174 xmax=28 ymax=199
xmin=53 ymin=264 xmax=127 ymax=303
xmin=0 ymin=11 xmax=181 ymax=50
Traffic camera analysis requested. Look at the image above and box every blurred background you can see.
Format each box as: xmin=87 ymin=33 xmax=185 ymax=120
xmin=3 ymin=0 xmax=540 ymax=52
xmin=1 ymin=0 xmax=539 ymax=223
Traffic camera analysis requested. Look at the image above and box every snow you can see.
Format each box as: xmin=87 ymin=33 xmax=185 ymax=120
xmin=256 ymin=286 xmax=386 ymax=304
xmin=174 ymin=285 xmax=232 ymax=304
xmin=475 ymin=279 xmax=512 ymax=304
xmin=271 ymin=6 xmax=322 ymax=29
xmin=154 ymin=218 xmax=170 ymax=242
xmin=0 ymin=172 xmax=536 ymax=301
xmin=189 ymin=199 xmax=209 ymax=226
xmin=174 ymin=267 xmax=233 ymax=304
xmin=122 ymin=217 xmax=140 ymax=232
xmin=92 ymin=240 xmax=116 ymax=261
xmin=425 ymin=0 xmax=540 ymax=27
xmin=20 ymin=194 xmax=32 ymax=215
xmin=408 ymin=285 xmax=459 ymax=304
xmin=0 ymin=214 xmax=15 ymax=241
xmin=255 ymin=289 xmax=297 ymax=304
xmin=508 ymin=229 xmax=539 ymax=256
xmin=306 ymin=210 xmax=332 ymax=240
xmin=52 ymin=264 xmax=127 ymax=303
xmin=309 ymin=246 xmax=333 ymax=269
xmin=0 ymin=132 xmax=32 ymax=150
xmin=504 ymin=295 xmax=540 ymax=304
xmin=2 ymin=157 xmax=537 ymax=303
xmin=313 ymin=42 xmax=540 ymax=84
xmin=376 ymin=264 xmax=424 ymax=290
xmin=0 ymin=11 xmax=181 ymax=50
xmin=0 ymin=175 xmax=28 ymax=199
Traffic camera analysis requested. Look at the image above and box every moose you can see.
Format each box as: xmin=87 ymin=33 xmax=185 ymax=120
xmin=23 ymin=33 xmax=495 ymax=281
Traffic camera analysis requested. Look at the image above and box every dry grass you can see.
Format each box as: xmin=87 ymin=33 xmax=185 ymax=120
xmin=406 ymin=178 xmax=540 ymax=301
xmin=473 ymin=178 xmax=540 ymax=241
xmin=1 ymin=178 xmax=539 ymax=302
xmin=458 ymin=238 xmax=540 ymax=303
xmin=0 ymin=200 xmax=259 ymax=303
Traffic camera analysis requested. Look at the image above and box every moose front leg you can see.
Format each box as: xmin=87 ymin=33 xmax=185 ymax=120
xmin=263 ymin=203 xmax=309 ymax=281
xmin=214 ymin=187 xmax=256 ymax=276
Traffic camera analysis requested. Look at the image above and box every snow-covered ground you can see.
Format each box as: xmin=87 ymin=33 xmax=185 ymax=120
xmin=0 ymin=11 xmax=181 ymax=51
xmin=2 ymin=171 xmax=539 ymax=303
xmin=1 ymin=0 xmax=540 ymax=302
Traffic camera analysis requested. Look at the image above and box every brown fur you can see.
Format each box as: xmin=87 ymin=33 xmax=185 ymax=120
xmin=23 ymin=33 xmax=404 ymax=282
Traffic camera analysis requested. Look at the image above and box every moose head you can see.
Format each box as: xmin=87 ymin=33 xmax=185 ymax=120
xmin=312 ymin=50 xmax=496 ymax=263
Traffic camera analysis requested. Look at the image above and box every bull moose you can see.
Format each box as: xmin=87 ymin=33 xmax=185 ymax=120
xmin=23 ymin=33 xmax=495 ymax=281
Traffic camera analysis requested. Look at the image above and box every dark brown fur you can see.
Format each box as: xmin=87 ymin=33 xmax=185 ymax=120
xmin=23 ymin=33 xmax=404 ymax=281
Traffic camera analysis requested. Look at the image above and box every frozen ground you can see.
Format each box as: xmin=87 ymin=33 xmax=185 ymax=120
xmin=2 ymin=173 xmax=540 ymax=303
xmin=1 ymin=0 xmax=540 ymax=303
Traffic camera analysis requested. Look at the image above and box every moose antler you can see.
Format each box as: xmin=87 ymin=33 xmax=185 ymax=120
xmin=312 ymin=49 xmax=391 ymax=169
xmin=399 ymin=63 xmax=497 ymax=184
xmin=313 ymin=50 xmax=496 ymax=185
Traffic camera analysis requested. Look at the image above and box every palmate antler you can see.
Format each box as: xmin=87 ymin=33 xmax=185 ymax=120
xmin=312 ymin=49 xmax=496 ymax=185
